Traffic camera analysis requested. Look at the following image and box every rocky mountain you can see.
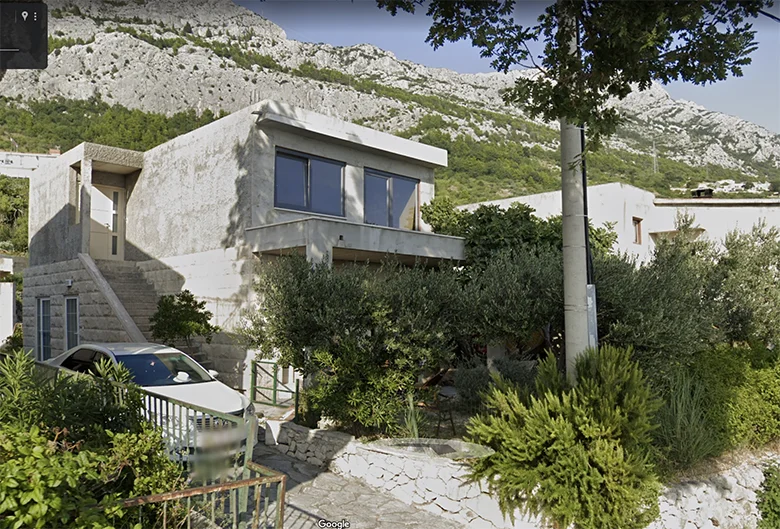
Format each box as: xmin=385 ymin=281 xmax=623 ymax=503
xmin=1 ymin=0 xmax=779 ymax=202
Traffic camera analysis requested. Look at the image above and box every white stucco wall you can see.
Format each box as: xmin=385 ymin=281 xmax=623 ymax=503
xmin=0 ymin=151 xmax=58 ymax=179
xmin=462 ymin=183 xmax=780 ymax=262
xmin=0 ymin=282 xmax=14 ymax=344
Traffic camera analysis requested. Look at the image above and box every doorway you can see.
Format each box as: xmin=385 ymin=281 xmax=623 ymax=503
xmin=90 ymin=185 xmax=125 ymax=261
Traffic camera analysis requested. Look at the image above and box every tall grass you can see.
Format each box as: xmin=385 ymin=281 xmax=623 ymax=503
xmin=402 ymin=393 xmax=427 ymax=438
xmin=654 ymin=370 xmax=721 ymax=472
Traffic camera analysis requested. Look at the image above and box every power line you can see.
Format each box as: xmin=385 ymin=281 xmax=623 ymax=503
xmin=759 ymin=9 xmax=780 ymax=23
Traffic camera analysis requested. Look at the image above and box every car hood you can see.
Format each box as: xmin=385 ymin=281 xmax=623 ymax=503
xmin=143 ymin=381 xmax=247 ymax=415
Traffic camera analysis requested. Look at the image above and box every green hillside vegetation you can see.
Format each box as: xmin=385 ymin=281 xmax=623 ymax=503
xmin=407 ymin=126 xmax=779 ymax=204
xmin=1 ymin=95 xmax=776 ymax=210
xmin=0 ymin=176 xmax=28 ymax=254
xmin=0 ymin=96 xmax=225 ymax=153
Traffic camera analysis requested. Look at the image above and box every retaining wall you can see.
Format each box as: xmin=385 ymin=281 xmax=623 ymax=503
xmin=265 ymin=421 xmax=777 ymax=529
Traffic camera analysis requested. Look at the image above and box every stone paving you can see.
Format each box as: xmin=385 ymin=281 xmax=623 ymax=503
xmin=252 ymin=443 xmax=465 ymax=529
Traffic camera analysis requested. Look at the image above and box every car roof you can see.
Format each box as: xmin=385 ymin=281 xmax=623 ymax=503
xmin=81 ymin=343 xmax=184 ymax=356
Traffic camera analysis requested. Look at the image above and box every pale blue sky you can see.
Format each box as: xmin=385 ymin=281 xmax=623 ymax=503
xmin=237 ymin=0 xmax=780 ymax=134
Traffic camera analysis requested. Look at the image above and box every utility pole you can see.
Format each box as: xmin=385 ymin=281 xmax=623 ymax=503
xmin=559 ymin=0 xmax=589 ymax=383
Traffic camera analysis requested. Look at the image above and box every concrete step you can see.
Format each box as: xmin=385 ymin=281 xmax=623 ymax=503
xmin=114 ymin=293 xmax=159 ymax=303
xmin=121 ymin=305 xmax=159 ymax=315
xmin=106 ymin=279 xmax=154 ymax=288
xmin=95 ymin=260 xmax=139 ymax=271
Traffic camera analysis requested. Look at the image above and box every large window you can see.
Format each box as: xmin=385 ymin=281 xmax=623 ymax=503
xmin=65 ymin=297 xmax=79 ymax=350
xmin=364 ymin=169 xmax=418 ymax=230
xmin=37 ymin=298 xmax=51 ymax=361
xmin=274 ymin=150 xmax=345 ymax=217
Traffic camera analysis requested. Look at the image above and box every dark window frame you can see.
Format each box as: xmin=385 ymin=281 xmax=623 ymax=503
xmin=65 ymin=296 xmax=79 ymax=350
xmin=363 ymin=168 xmax=420 ymax=230
xmin=632 ymin=217 xmax=643 ymax=245
xmin=37 ymin=298 xmax=51 ymax=361
xmin=274 ymin=148 xmax=346 ymax=217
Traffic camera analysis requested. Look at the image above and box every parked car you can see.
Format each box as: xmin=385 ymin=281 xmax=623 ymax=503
xmin=45 ymin=343 xmax=256 ymax=463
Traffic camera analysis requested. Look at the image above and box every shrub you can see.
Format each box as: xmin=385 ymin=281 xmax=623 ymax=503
xmin=0 ymin=351 xmax=185 ymax=528
xmin=716 ymin=222 xmax=780 ymax=348
xmin=0 ymin=351 xmax=144 ymax=446
xmin=0 ymin=323 xmax=22 ymax=352
xmin=652 ymin=369 xmax=721 ymax=472
xmin=454 ymin=364 xmax=490 ymax=413
xmin=150 ymin=289 xmax=220 ymax=348
xmin=467 ymin=345 xmax=661 ymax=529
xmin=401 ymin=393 xmax=428 ymax=439
xmin=305 ymin=337 xmax=416 ymax=434
xmin=455 ymin=359 xmax=535 ymax=413
xmin=492 ymin=357 xmax=536 ymax=389
xmin=758 ymin=463 xmax=780 ymax=529
xmin=470 ymin=247 xmax=563 ymax=349
xmin=245 ymin=256 xmax=470 ymax=433
xmin=0 ymin=424 xmax=184 ymax=529
xmin=691 ymin=344 xmax=780 ymax=449
xmin=595 ymin=215 xmax=721 ymax=380
xmin=0 ymin=425 xmax=114 ymax=529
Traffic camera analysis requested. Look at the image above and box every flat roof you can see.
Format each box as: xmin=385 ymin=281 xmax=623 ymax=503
xmin=253 ymin=100 xmax=448 ymax=169
xmin=654 ymin=198 xmax=780 ymax=207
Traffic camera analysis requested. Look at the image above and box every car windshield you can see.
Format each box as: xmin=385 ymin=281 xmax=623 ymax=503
xmin=119 ymin=352 xmax=212 ymax=387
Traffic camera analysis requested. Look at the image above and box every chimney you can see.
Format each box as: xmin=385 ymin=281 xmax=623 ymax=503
xmin=49 ymin=148 xmax=61 ymax=155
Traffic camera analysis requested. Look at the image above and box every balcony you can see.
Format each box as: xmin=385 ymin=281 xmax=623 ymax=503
xmin=245 ymin=217 xmax=466 ymax=265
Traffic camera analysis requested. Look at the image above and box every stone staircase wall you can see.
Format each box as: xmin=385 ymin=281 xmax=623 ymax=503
xmin=22 ymin=259 xmax=131 ymax=357
xmin=94 ymin=260 xmax=158 ymax=341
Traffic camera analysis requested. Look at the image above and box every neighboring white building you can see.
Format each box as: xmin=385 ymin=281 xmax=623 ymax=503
xmin=0 ymin=150 xmax=60 ymax=178
xmin=0 ymin=257 xmax=15 ymax=344
xmin=462 ymin=182 xmax=780 ymax=262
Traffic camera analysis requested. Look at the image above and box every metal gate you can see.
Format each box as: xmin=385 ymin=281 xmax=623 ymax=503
xmin=250 ymin=360 xmax=298 ymax=407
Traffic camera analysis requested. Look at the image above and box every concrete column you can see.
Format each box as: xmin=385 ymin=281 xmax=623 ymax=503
xmin=305 ymin=224 xmax=333 ymax=265
xmin=561 ymin=118 xmax=589 ymax=383
xmin=559 ymin=2 xmax=589 ymax=384
xmin=79 ymin=158 xmax=93 ymax=254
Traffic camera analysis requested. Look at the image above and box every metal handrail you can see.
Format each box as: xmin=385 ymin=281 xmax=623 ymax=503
xmin=105 ymin=462 xmax=287 ymax=529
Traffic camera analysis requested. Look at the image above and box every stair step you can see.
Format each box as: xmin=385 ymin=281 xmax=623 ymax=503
xmin=115 ymin=295 xmax=159 ymax=303
xmin=116 ymin=298 xmax=159 ymax=307
xmin=106 ymin=280 xmax=154 ymax=288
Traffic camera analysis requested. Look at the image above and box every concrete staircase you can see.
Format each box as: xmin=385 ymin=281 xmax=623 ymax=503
xmin=94 ymin=260 xmax=214 ymax=369
xmin=95 ymin=260 xmax=158 ymax=341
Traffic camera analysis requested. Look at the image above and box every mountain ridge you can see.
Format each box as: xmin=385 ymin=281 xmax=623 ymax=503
xmin=1 ymin=0 xmax=779 ymax=203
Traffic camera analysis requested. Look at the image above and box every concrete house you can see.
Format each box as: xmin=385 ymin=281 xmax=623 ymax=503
xmin=23 ymin=100 xmax=465 ymax=390
xmin=463 ymin=182 xmax=780 ymax=262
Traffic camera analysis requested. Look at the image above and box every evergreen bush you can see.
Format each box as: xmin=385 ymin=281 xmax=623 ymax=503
xmin=245 ymin=256 xmax=470 ymax=434
xmin=150 ymin=289 xmax=220 ymax=349
xmin=467 ymin=345 xmax=661 ymax=529
xmin=691 ymin=344 xmax=780 ymax=450
xmin=492 ymin=357 xmax=536 ymax=389
xmin=759 ymin=463 xmax=780 ymax=529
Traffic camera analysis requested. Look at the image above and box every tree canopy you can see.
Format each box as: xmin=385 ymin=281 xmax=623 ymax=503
xmin=377 ymin=0 xmax=771 ymax=144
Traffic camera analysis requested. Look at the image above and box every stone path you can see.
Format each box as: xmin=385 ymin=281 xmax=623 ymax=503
xmin=252 ymin=444 xmax=465 ymax=529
